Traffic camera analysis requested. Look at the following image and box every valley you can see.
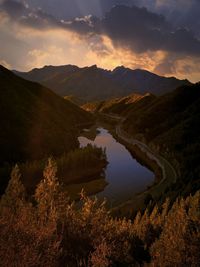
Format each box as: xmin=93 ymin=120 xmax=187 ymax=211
xmin=1 ymin=64 xmax=199 ymax=210
xmin=79 ymin=127 xmax=154 ymax=207
xmin=0 ymin=64 xmax=199 ymax=266
xmin=1 ymin=0 xmax=200 ymax=264
xmin=74 ymin=115 xmax=177 ymax=214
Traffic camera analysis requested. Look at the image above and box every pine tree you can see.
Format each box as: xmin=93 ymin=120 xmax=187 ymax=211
xmin=0 ymin=165 xmax=26 ymax=215
xmin=151 ymin=197 xmax=200 ymax=266
xmin=35 ymin=158 xmax=63 ymax=223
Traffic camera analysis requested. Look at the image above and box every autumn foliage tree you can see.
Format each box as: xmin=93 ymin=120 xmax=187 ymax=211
xmin=0 ymin=159 xmax=199 ymax=267
xmin=0 ymin=164 xmax=26 ymax=216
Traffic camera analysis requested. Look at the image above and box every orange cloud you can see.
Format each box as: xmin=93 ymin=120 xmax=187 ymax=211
xmin=0 ymin=10 xmax=199 ymax=82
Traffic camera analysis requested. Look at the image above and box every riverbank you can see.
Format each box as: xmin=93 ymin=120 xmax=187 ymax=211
xmin=111 ymin=123 xmax=177 ymax=216
xmin=111 ymin=129 xmax=163 ymax=184
xmin=96 ymin=113 xmax=177 ymax=215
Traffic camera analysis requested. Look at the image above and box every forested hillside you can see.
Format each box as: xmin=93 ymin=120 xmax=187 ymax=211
xmin=0 ymin=160 xmax=199 ymax=266
xmin=122 ymin=83 xmax=200 ymax=199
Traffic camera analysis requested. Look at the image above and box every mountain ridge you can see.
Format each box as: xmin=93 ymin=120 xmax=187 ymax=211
xmin=14 ymin=64 xmax=191 ymax=103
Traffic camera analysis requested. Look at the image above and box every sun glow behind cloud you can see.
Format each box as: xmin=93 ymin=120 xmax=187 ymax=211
xmin=0 ymin=13 xmax=93 ymax=70
xmin=85 ymin=35 xmax=166 ymax=72
xmin=0 ymin=10 xmax=166 ymax=74
xmin=0 ymin=0 xmax=200 ymax=82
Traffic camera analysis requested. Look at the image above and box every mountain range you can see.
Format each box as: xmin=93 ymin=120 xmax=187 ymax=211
xmin=14 ymin=65 xmax=191 ymax=103
xmin=2 ymin=62 xmax=200 ymax=200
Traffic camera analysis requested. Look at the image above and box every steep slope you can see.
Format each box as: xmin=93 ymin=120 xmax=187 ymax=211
xmin=0 ymin=65 xmax=93 ymax=165
xmin=48 ymin=65 xmax=123 ymax=101
xmin=110 ymin=66 xmax=191 ymax=95
xmin=15 ymin=65 xmax=191 ymax=102
xmin=14 ymin=64 xmax=79 ymax=84
xmin=15 ymin=65 xmax=123 ymax=102
xmin=102 ymin=93 xmax=155 ymax=115
xmin=64 ymin=95 xmax=85 ymax=106
xmin=122 ymin=83 xmax=200 ymax=197
xmin=82 ymin=93 xmax=156 ymax=116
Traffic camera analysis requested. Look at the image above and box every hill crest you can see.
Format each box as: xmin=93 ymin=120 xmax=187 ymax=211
xmin=14 ymin=64 xmax=191 ymax=102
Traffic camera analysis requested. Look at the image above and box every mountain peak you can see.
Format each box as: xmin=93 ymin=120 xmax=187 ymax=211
xmin=0 ymin=64 xmax=15 ymax=77
xmin=0 ymin=64 xmax=8 ymax=72
xmin=113 ymin=65 xmax=129 ymax=71
xmin=14 ymin=63 xmax=192 ymax=101
xmin=88 ymin=64 xmax=98 ymax=69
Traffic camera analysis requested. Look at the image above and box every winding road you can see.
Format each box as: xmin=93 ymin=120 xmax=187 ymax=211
xmin=116 ymin=124 xmax=177 ymax=185
xmin=101 ymin=112 xmax=178 ymax=212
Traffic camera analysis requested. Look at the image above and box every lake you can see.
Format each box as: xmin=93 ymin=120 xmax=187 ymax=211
xmin=79 ymin=127 xmax=154 ymax=206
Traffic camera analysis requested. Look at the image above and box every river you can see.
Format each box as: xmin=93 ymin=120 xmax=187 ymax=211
xmin=78 ymin=127 xmax=154 ymax=206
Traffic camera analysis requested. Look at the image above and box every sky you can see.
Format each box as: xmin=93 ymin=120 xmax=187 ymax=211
xmin=0 ymin=0 xmax=200 ymax=82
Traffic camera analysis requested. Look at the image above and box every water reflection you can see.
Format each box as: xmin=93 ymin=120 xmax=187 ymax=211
xmin=79 ymin=128 xmax=154 ymax=206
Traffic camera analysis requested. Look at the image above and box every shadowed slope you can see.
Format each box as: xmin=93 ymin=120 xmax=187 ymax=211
xmin=122 ymin=83 xmax=200 ymax=197
xmin=15 ymin=65 xmax=191 ymax=102
xmin=0 ymin=65 xmax=93 ymax=164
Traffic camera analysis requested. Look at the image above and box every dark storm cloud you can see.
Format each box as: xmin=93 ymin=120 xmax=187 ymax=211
xmin=24 ymin=0 xmax=136 ymax=19
xmin=1 ymin=0 xmax=200 ymax=57
xmin=67 ymin=5 xmax=200 ymax=56
xmin=0 ymin=0 xmax=99 ymax=37
xmin=23 ymin=0 xmax=200 ymax=38
xmin=100 ymin=5 xmax=170 ymax=53
xmin=0 ymin=0 xmax=63 ymax=29
xmin=2 ymin=0 xmax=23 ymax=17
xmin=136 ymin=0 xmax=200 ymax=37
xmin=102 ymin=4 xmax=200 ymax=55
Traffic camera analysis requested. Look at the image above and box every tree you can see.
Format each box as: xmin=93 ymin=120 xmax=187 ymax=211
xmin=0 ymin=165 xmax=26 ymax=215
xmin=151 ymin=198 xmax=200 ymax=266
xmin=34 ymin=158 xmax=65 ymax=223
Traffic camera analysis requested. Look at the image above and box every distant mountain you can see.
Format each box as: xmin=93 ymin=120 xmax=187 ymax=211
xmin=14 ymin=65 xmax=123 ymax=102
xmin=14 ymin=65 xmax=191 ymax=102
xmin=0 ymin=65 xmax=93 ymax=165
xmin=14 ymin=64 xmax=79 ymax=84
xmin=110 ymin=66 xmax=191 ymax=95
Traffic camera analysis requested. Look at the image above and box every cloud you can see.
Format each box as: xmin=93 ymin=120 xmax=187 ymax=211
xmin=24 ymin=0 xmax=136 ymax=19
xmin=0 ymin=0 xmax=200 ymax=82
xmin=2 ymin=1 xmax=200 ymax=57
xmin=0 ymin=6 xmax=95 ymax=70
xmin=23 ymin=0 xmax=200 ymax=39
xmin=0 ymin=0 xmax=63 ymax=29
xmin=154 ymin=52 xmax=200 ymax=81
xmin=66 ymin=5 xmax=200 ymax=57
xmin=86 ymin=35 xmax=167 ymax=72
xmin=0 ymin=59 xmax=11 ymax=68
xmin=137 ymin=0 xmax=200 ymax=37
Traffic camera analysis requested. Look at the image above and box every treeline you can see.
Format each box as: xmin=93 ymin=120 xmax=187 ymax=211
xmin=20 ymin=144 xmax=107 ymax=194
xmin=0 ymin=159 xmax=199 ymax=266
xmin=0 ymin=145 xmax=107 ymax=196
